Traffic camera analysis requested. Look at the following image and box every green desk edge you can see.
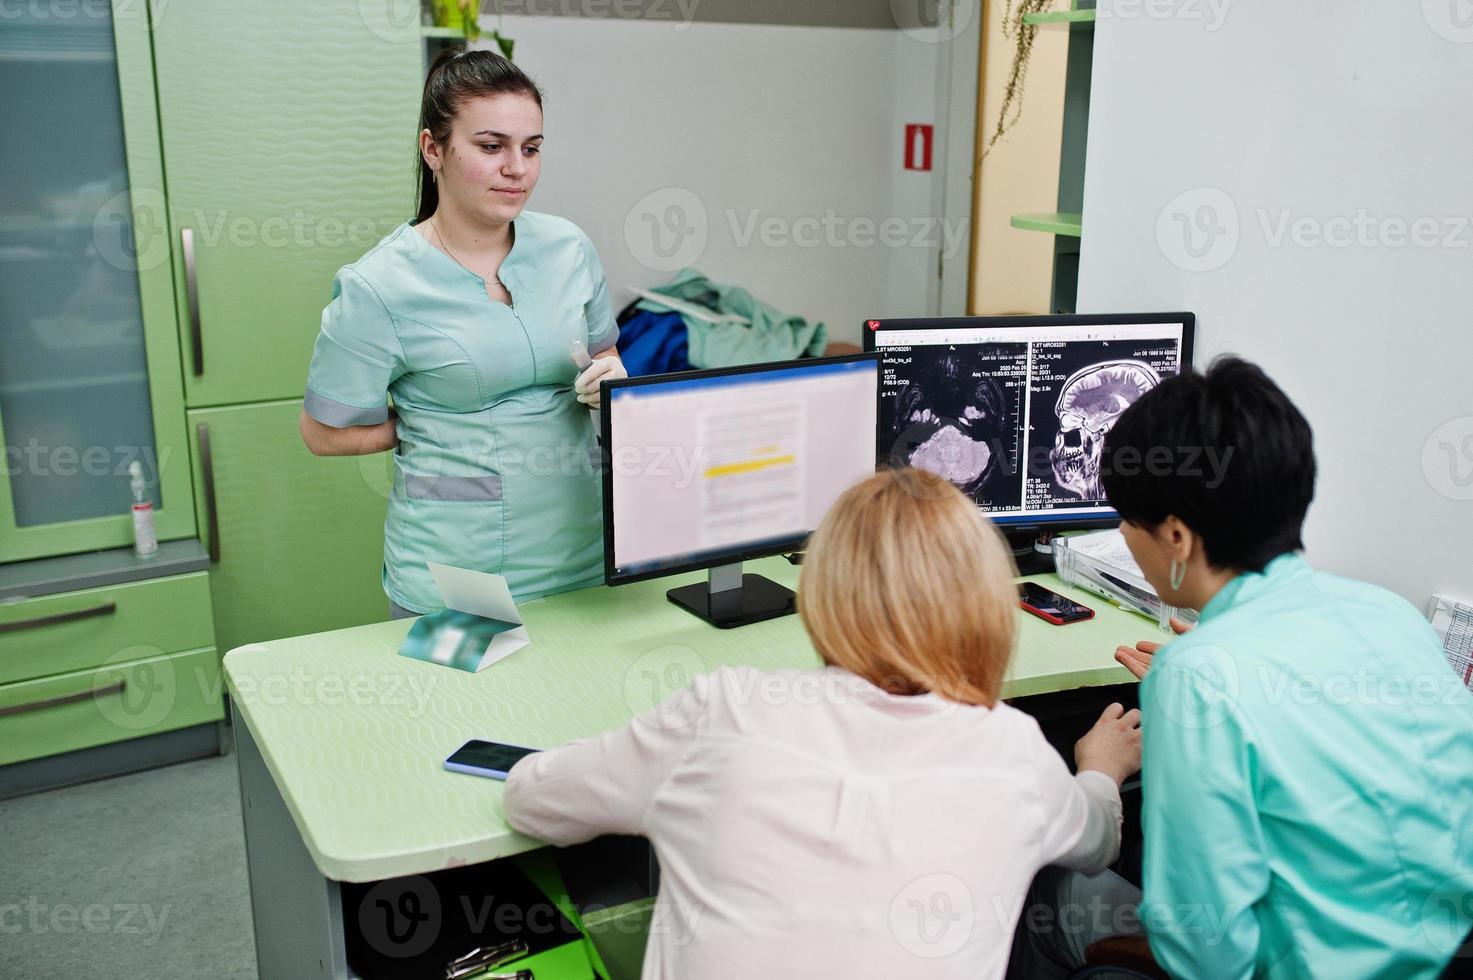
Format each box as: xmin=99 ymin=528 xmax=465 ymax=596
xmin=224 ymin=556 xmax=1150 ymax=883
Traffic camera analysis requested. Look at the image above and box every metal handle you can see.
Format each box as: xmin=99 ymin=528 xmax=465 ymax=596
xmin=0 ymin=680 xmax=126 ymax=719
xmin=0 ymin=602 xmax=116 ymax=635
xmin=196 ymin=423 xmax=221 ymax=564
xmin=182 ymin=227 xmax=203 ymax=376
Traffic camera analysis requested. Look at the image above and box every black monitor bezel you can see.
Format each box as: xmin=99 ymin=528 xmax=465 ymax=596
xmin=862 ymin=311 xmax=1197 ymax=535
xmin=601 ymin=351 xmax=883 ymax=587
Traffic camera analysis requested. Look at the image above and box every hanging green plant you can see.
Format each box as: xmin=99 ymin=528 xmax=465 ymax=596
xmin=983 ymin=0 xmax=1053 ymax=156
xmin=485 ymin=0 xmax=515 ymax=59
xmin=431 ymin=0 xmax=516 ymax=59
xmin=456 ymin=0 xmax=482 ymax=42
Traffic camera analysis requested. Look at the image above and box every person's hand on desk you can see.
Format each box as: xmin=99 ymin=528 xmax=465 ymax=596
xmin=1074 ymin=703 xmax=1142 ymax=785
xmin=1113 ymin=616 xmax=1193 ymax=681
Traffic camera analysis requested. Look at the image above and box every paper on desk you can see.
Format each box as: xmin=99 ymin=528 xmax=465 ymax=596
xmin=1429 ymin=593 xmax=1473 ymax=689
xmin=429 ymin=562 xmax=523 ymax=626
xmin=397 ymin=563 xmax=529 ymax=672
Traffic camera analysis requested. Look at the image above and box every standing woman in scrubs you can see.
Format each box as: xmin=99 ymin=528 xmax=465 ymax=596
xmin=299 ymin=50 xmax=626 ymax=617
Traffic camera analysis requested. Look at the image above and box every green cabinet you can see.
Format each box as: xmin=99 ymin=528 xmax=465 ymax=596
xmin=0 ymin=0 xmax=195 ymax=562
xmin=0 ymin=569 xmax=220 ymax=768
xmin=6 ymin=0 xmax=426 ymax=685
xmin=0 ymin=647 xmax=222 ymax=768
xmin=188 ymin=400 xmax=393 ymax=654
xmin=150 ymin=0 xmax=425 ymax=408
xmin=0 ymin=571 xmax=214 ymax=686
xmin=155 ymin=1 xmax=426 ymax=656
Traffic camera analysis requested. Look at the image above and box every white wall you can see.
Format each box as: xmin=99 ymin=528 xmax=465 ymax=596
xmin=489 ymin=12 xmax=965 ymax=346
xmin=1077 ymin=1 xmax=1473 ymax=606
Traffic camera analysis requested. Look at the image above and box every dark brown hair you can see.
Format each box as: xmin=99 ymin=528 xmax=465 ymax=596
xmin=416 ymin=48 xmax=544 ymax=222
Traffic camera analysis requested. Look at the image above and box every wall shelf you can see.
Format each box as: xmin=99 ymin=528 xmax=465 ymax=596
xmin=1010 ymin=212 xmax=1082 ymax=237
xmin=1022 ymin=9 xmax=1096 ymax=24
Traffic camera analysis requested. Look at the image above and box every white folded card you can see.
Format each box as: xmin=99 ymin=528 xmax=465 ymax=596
xmin=397 ymin=563 xmax=529 ymax=672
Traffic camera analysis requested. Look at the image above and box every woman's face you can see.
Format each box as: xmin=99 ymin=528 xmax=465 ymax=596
xmin=431 ymin=93 xmax=543 ymax=226
xmin=1119 ymin=518 xmax=1174 ymax=598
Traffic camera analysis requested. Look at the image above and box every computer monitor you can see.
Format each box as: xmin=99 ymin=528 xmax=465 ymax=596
xmin=601 ymin=353 xmax=880 ymax=628
xmin=863 ymin=313 xmax=1194 ymax=540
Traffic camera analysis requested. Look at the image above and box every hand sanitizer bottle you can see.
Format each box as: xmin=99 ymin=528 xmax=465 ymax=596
xmin=129 ymin=460 xmax=158 ymax=559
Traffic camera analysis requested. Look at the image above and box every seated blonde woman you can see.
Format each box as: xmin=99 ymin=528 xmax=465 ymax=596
xmin=503 ymin=468 xmax=1141 ymax=979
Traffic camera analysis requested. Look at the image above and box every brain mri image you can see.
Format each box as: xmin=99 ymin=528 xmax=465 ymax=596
xmin=1027 ymin=350 xmax=1164 ymax=505
xmin=883 ymin=344 xmax=1025 ymax=509
xmin=1049 ymin=360 xmax=1160 ymax=499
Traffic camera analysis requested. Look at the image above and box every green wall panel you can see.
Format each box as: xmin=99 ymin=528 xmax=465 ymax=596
xmin=188 ymin=400 xmax=393 ymax=655
xmin=151 ymin=0 xmax=425 ymax=407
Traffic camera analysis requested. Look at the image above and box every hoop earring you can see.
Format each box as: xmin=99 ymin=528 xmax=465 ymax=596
xmin=1169 ymin=559 xmax=1186 ymax=592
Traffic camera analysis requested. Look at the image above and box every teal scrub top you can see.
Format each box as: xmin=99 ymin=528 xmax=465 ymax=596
xmin=304 ymin=211 xmax=618 ymax=612
xmin=1140 ymin=554 xmax=1473 ymax=979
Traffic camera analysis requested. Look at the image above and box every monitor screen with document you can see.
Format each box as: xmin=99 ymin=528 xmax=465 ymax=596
xmin=602 ymin=354 xmax=879 ymax=587
xmin=864 ymin=313 xmax=1195 ymax=530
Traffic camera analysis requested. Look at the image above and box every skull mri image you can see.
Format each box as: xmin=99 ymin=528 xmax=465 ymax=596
xmin=1027 ymin=344 xmax=1163 ymax=506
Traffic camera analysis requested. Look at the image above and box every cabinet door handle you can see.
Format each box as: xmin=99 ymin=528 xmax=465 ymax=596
xmin=0 ymin=680 xmax=127 ymax=719
xmin=196 ymin=423 xmax=221 ymax=564
xmin=182 ymin=226 xmax=204 ymax=376
xmin=0 ymin=602 xmax=117 ymax=635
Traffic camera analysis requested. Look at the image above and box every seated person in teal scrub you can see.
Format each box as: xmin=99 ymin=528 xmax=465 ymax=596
xmin=299 ymin=50 xmax=625 ymax=617
xmin=1016 ymin=357 xmax=1473 ymax=978
xmin=504 ymin=469 xmax=1144 ymax=979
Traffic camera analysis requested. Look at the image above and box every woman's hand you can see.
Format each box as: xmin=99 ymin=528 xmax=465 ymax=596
xmin=1114 ymin=616 xmax=1194 ymax=680
xmin=574 ymin=352 xmax=627 ymax=409
xmin=1075 ymin=702 xmax=1143 ymax=785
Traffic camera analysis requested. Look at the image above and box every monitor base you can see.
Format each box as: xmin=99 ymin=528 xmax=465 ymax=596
xmin=1008 ymin=530 xmax=1059 ymax=576
xmin=667 ymin=567 xmax=796 ymax=629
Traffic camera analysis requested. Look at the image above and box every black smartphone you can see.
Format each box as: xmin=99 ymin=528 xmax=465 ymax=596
xmin=1018 ymin=582 xmax=1095 ymax=625
xmin=443 ymin=739 xmax=540 ymax=780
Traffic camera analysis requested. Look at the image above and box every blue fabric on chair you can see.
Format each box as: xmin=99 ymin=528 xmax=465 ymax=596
xmin=615 ymin=309 xmax=690 ymax=376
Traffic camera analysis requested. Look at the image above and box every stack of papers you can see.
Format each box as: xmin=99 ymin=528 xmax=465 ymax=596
xmin=1052 ymin=529 xmax=1196 ymax=630
xmin=1429 ymin=594 xmax=1473 ymax=690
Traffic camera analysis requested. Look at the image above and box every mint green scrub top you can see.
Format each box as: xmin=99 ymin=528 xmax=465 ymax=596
xmin=1139 ymin=554 xmax=1473 ymax=978
xmin=304 ymin=212 xmax=618 ymax=613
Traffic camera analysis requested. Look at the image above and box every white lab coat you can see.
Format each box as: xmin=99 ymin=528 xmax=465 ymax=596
xmin=504 ymin=664 xmax=1122 ymax=979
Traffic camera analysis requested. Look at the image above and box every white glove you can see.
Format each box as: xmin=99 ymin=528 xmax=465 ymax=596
xmin=573 ymin=354 xmax=627 ymax=408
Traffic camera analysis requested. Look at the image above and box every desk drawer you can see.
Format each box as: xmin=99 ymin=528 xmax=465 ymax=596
xmin=0 ymin=572 xmax=215 ymax=686
xmin=0 ymin=646 xmax=223 ymax=767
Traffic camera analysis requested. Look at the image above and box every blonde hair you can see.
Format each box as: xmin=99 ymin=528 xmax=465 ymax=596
xmin=797 ymin=468 xmax=1018 ymax=707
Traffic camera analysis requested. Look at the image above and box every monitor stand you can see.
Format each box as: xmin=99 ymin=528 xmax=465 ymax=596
xmin=667 ymin=562 xmax=796 ymax=629
xmin=1008 ymin=530 xmax=1059 ymax=577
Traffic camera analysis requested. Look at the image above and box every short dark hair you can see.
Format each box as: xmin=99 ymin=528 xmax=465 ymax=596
xmin=1099 ymin=356 xmax=1315 ymax=573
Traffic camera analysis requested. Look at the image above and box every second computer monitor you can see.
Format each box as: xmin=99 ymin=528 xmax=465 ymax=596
xmin=864 ymin=313 xmax=1195 ymax=529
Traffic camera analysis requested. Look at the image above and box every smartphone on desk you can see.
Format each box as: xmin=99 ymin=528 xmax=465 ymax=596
xmin=1018 ymin=582 xmax=1095 ymax=626
xmin=444 ymin=739 xmax=540 ymax=780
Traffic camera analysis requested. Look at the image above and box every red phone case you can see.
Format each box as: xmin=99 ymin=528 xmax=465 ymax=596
xmin=1019 ymin=595 xmax=1095 ymax=625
